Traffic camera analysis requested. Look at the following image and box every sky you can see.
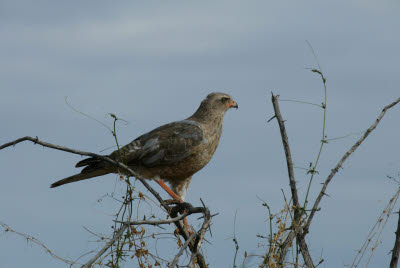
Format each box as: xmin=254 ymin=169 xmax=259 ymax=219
xmin=1 ymin=0 xmax=400 ymax=267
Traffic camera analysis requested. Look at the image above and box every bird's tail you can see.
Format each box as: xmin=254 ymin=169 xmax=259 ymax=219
xmin=50 ymin=169 xmax=110 ymax=188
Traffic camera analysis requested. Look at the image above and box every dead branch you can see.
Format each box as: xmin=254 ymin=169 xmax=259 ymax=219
xmin=390 ymin=206 xmax=400 ymax=268
xmin=0 ymin=136 xmax=209 ymax=268
xmin=271 ymin=93 xmax=314 ymax=268
xmin=0 ymin=222 xmax=75 ymax=265
xmin=271 ymin=94 xmax=301 ymax=214
xmin=272 ymin=94 xmax=400 ymax=267
xmin=278 ymin=230 xmax=295 ymax=266
xmin=82 ymin=224 xmax=128 ymax=268
xmin=187 ymin=207 xmax=211 ymax=268
xmin=170 ymin=203 xmax=211 ymax=267
xmin=304 ymin=96 xmax=400 ymax=234
xmin=169 ymin=233 xmax=197 ymax=267
xmin=118 ymin=206 xmax=205 ymax=227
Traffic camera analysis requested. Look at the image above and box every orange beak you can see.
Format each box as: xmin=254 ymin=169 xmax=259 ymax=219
xmin=226 ymin=100 xmax=238 ymax=109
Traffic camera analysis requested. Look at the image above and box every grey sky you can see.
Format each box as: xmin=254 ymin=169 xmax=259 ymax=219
xmin=1 ymin=1 xmax=400 ymax=267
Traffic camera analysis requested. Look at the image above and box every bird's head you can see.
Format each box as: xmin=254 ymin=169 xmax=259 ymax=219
xmin=190 ymin=92 xmax=238 ymax=122
xmin=203 ymin=92 xmax=238 ymax=112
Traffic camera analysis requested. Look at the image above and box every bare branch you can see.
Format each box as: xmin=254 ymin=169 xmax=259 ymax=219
xmin=0 ymin=221 xmax=75 ymax=265
xmin=390 ymin=206 xmax=400 ymax=268
xmin=189 ymin=252 xmax=199 ymax=268
xmin=0 ymin=136 xmax=166 ymax=206
xmin=297 ymin=234 xmax=314 ymax=268
xmin=304 ymin=96 xmax=400 ymax=234
xmin=118 ymin=206 xmax=205 ymax=226
xmin=272 ymin=93 xmax=315 ymax=267
xmin=278 ymin=230 xmax=295 ymax=266
xmin=169 ymin=233 xmax=197 ymax=267
xmin=82 ymin=224 xmax=128 ymax=268
xmin=271 ymin=93 xmax=300 ymax=213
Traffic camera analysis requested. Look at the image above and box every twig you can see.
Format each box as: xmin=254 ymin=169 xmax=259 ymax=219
xmin=81 ymin=224 xmax=128 ymax=268
xmin=169 ymin=233 xmax=197 ymax=267
xmin=303 ymin=67 xmax=328 ymax=210
xmin=187 ymin=209 xmax=211 ymax=268
xmin=304 ymin=96 xmax=400 ymax=234
xmin=0 ymin=222 xmax=74 ymax=265
xmin=192 ymin=207 xmax=211 ymax=254
xmin=233 ymin=210 xmax=239 ymax=268
xmin=117 ymin=206 xmax=204 ymax=226
xmin=351 ymin=187 xmax=400 ymax=267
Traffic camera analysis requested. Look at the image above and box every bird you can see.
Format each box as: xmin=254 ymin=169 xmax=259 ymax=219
xmin=50 ymin=92 xmax=238 ymax=203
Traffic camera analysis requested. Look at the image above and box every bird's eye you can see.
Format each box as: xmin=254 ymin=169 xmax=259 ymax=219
xmin=221 ymin=97 xmax=229 ymax=103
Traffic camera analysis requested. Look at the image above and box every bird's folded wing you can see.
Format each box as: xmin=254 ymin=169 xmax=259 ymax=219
xmin=110 ymin=120 xmax=204 ymax=167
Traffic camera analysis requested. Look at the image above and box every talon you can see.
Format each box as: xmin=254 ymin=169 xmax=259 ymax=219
xmin=164 ymin=199 xmax=181 ymax=205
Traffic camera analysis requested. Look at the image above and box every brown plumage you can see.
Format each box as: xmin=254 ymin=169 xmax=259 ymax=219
xmin=51 ymin=92 xmax=238 ymax=201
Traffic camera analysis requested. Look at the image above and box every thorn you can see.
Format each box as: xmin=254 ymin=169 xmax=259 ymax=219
xmin=200 ymin=198 xmax=206 ymax=208
xmin=267 ymin=115 xmax=276 ymax=123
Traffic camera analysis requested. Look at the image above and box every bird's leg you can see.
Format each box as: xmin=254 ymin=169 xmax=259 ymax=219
xmin=155 ymin=179 xmax=193 ymax=235
xmin=155 ymin=179 xmax=184 ymax=203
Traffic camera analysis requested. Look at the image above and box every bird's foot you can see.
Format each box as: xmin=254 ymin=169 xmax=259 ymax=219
xmin=164 ymin=199 xmax=182 ymax=205
xmin=165 ymin=200 xmax=194 ymax=235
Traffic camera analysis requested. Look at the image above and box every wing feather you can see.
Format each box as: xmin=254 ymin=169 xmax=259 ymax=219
xmin=110 ymin=120 xmax=204 ymax=167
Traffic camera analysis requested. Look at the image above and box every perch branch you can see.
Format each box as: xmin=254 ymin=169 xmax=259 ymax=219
xmin=0 ymin=136 xmax=208 ymax=268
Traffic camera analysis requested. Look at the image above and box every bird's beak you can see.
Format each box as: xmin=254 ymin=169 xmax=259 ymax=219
xmin=227 ymin=100 xmax=238 ymax=109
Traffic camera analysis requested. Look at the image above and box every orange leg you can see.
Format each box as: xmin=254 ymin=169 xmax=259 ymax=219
xmin=156 ymin=179 xmax=183 ymax=202
xmin=155 ymin=179 xmax=193 ymax=234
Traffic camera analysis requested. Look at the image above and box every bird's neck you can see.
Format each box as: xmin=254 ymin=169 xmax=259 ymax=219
xmin=189 ymin=108 xmax=226 ymax=126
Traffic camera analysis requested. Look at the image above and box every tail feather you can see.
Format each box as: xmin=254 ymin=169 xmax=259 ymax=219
xmin=75 ymin=157 xmax=102 ymax=168
xmin=50 ymin=169 xmax=110 ymax=188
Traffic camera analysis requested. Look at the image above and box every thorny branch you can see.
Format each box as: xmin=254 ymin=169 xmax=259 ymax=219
xmin=271 ymin=94 xmax=300 ymax=214
xmin=0 ymin=222 xmax=75 ymax=265
xmin=304 ymin=96 xmax=400 ymax=234
xmin=0 ymin=136 xmax=210 ymax=268
xmin=271 ymin=93 xmax=314 ymax=268
xmin=82 ymin=224 xmax=129 ymax=268
xmin=169 ymin=233 xmax=197 ymax=267
xmin=270 ymin=93 xmax=400 ymax=267
xmin=169 ymin=203 xmax=211 ymax=267
xmin=390 ymin=205 xmax=400 ymax=268
xmin=351 ymin=187 xmax=400 ymax=267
